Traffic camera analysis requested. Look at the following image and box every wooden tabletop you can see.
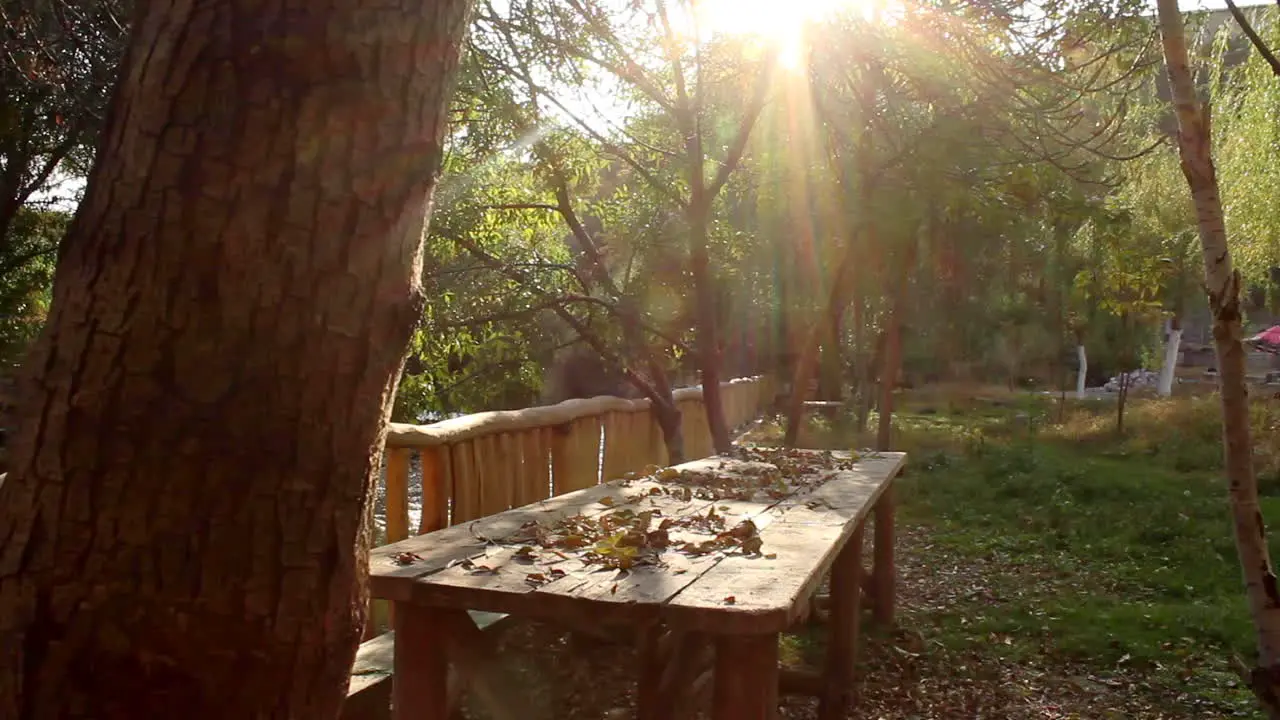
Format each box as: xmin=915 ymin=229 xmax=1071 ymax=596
xmin=370 ymin=448 xmax=906 ymax=635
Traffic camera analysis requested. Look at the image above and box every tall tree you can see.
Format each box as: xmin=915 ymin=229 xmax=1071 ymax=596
xmin=476 ymin=0 xmax=777 ymax=453
xmin=1155 ymin=0 xmax=1280 ymax=714
xmin=0 ymin=1 xmax=474 ymax=717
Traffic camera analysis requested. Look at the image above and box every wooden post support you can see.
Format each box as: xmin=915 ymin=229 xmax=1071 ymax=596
xmin=551 ymin=422 xmax=573 ymax=495
xmin=418 ymin=446 xmax=449 ymax=533
xmin=385 ymin=447 xmax=411 ymax=544
xmin=392 ymin=603 xmax=450 ymax=720
xmin=538 ymin=427 xmax=553 ymax=495
xmin=476 ymin=434 xmax=505 ymax=516
xmin=873 ymin=484 xmax=896 ymax=627
xmin=497 ymin=432 xmax=519 ymax=511
xmin=519 ymin=429 xmax=548 ymax=506
xmin=601 ymin=411 xmax=626 ymax=482
xmin=636 ymin=624 xmax=669 ymax=720
xmin=567 ymin=415 xmax=602 ymax=491
xmin=818 ymin=522 xmax=864 ymax=719
xmin=713 ymin=633 xmax=779 ymax=720
xmin=450 ymin=441 xmax=478 ymax=523
xmin=649 ymin=412 xmax=667 ymax=468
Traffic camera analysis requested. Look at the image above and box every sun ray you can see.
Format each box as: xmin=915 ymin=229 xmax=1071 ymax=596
xmin=694 ymin=0 xmax=886 ymax=70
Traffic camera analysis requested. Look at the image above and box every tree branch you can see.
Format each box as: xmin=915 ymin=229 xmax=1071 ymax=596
xmin=1226 ymin=0 xmax=1280 ymax=77
xmin=705 ymin=51 xmax=778 ymax=200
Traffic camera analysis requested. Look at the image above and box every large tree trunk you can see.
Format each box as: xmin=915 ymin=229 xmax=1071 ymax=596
xmin=0 ymin=1 xmax=473 ymax=718
xmin=1158 ymin=316 xmax=1183 ymax=397
xmin=1156 ymin=2 xmax=1280 ymax=715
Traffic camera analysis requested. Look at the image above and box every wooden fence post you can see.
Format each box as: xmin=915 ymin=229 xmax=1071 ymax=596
xmin=385 ymin=447 xmax=411 ymax=545
xmin=418 ymin=446 xmax=449 ymax=533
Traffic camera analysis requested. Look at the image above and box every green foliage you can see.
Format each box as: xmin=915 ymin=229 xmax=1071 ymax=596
xmin=1211 ymin=10 xmax=1280 ymax=280
xmin=0 ymin=208 xmax=66 ymax=365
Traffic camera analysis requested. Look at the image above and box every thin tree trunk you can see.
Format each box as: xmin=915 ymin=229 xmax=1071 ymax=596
xmin=784 ymin=250 xmax=857 ymax=447
xmin=875 ymin=237 xmax=918 ymax=452
xmin=852 ymin=293 xmax=869 ymax=432
xmin=1157 ymin=1 xmax=1280 ymax=714
xmin=1158 ymin=316 xmax=1183 ymax=397
xmin=646 ymin=359 xmax=686 ymax=464
xmin=876 ymin=305 xmax=901 ymax=452
xmin=689 ymin=204 xmax=732 ymax=453
xmin=552 ymin=172 xmax=686 ymax=464
xmin=1076 ymin=344 xmax=1089 ymax=399
xmin=817 ymin=305 xmax=845 ymax=402
xmin=1059 ymin=364 xmax=1068 ymax=424
xmin=1116 ymin=370 xmax=1129 ymax=435
xmin=0 ymin=1 xmax=473 ymax=717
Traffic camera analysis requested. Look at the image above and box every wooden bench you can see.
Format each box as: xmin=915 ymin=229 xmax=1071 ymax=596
xmin=341 ymin=610 xmax=512 ymax=720
xmin=368 ymin=448 xmax=905 ymax=720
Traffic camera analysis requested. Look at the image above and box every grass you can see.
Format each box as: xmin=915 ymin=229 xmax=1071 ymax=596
xmin=748 ymin=384 xmax=1280 ymax=717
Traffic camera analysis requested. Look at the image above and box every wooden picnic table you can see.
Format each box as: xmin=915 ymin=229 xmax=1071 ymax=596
xmin=369 ymin=447 xmax=906 ymax=720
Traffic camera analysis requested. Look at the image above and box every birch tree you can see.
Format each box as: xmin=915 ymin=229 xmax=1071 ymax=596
xmin=1155 ymin=0 xmax=1280 ymax=713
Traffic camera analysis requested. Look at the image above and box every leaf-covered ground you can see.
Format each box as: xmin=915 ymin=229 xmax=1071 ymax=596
xmin=456 ymin=390 xmax=1277 ymax=719
xmin=468 ymin=521 xmax=1246 ymax=719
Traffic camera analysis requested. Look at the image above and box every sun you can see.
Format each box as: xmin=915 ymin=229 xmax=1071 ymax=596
xmin=695 ymin=0 xmax=874 ymax=69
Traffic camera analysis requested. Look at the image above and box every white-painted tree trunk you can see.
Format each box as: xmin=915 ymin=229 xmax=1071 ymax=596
xmin=1075 ymin=344 xmax=1088 ymax=399
xmin=1158 ymin=328 xmax=1183 ymax=397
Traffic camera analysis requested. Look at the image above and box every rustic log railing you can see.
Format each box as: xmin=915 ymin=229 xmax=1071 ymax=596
xmin=379 ymin=375 xmax=772 ymax=539
xmin=365 ymin=375 xmax=774 ymax=635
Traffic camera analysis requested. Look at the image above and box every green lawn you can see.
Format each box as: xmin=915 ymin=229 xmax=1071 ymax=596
xmin=750 ymin=388 xmax=1280 ymax=716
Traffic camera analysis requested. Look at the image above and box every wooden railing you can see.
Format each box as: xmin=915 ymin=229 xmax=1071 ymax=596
xmin=377 ymin=375 xmax=774 ymax=544
xmin=362 ymin=375 xmax=773 ymax=637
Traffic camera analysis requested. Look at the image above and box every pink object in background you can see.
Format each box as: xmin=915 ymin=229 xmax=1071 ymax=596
xmin=1246 ymin=325 xmax=1280 ymax=354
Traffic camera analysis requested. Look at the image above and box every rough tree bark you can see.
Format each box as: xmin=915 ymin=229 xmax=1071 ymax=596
xmin=0 ymin=1 xmax=473 ymax=717
xmin=1156 ymin=1 xmax=1280 ymax=714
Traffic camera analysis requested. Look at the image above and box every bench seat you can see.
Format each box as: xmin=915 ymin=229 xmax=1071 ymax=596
xmin=341 ymin=611 xmax=511 ymax=720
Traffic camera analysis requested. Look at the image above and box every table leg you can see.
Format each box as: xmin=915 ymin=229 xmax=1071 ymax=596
xmin=873 ymin=484 xmax=896 ymax=627
xmin=712 ymin=633 xmax=779 ymax=720
xmin=818 ymin=522 xmax=864 ymax=720
xmin=392 ymin=602 xmax=449 ymax=720
xmin=636 ymin=624 xmax=670 ymax=720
